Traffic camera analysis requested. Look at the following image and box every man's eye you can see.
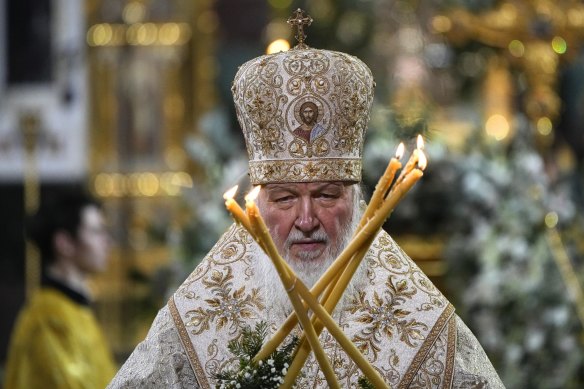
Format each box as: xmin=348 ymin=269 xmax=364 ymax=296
xmin=274 ymin=196 xmax=294 ymax=203
xmin=319 ymin=193 xmax=337 ymax=199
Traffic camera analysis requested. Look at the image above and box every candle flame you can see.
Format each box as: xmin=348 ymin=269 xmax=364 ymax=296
xmin=223 ymin=185 xmax=238 ymax=200
xmin=396 ymin=142 xmax=405 ymax=159
xmin=417 ymin=134 xmax=425 ymax=150
xmin=245 ymin=185 xmax=261 ymax=203
xmin=418 ymin=150 xmax=428 ymax=170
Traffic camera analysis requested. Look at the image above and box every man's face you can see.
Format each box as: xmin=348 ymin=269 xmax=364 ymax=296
xmin=257 ymin=182 xmax=353 ymax=267
xmin=300 ymin=105 xmax=316 ymax=125
xmin=73 ymin=205 xmax=111 ymax=274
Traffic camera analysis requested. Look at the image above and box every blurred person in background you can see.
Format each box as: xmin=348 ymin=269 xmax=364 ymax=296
xmin=4 ymin=189 xmax=116 ymax=388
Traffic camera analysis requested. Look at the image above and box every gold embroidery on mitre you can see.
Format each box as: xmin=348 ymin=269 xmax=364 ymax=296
xmin=248 ymin=158 xmax=361 ymax=184
xmin=232 ymin=10 xmax=374 ymax=185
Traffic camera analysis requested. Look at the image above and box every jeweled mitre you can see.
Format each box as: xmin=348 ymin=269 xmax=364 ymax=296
xmin=231 ymin=43 xmax=375 ymax=185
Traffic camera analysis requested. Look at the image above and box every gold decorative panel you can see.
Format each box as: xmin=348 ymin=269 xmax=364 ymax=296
xmin=85 ymin=0 xmax=218 ymax=360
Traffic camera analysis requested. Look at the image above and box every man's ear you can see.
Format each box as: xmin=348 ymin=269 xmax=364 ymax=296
xmin=53 ymin=230 xmax=76 ymax=258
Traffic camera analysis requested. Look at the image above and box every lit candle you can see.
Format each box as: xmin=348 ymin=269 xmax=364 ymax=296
xmin=380 ymin=149 xmax=426 ymax=225
xmin=361 ymin=142 xmax=404 ymax=229
xmin=223 ymin=185 xmax=254 ymax=233
xmin=417 ymin=133 xmax=425 ymax=150
xmin=394 ymin=134 xmax=424 ymax=188
xmin=418 ymin=148 xmax=427 ymax=170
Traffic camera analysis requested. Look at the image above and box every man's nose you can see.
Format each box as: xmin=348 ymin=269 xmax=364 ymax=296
xmin=294 ymin=198 xmax=319 ymax=232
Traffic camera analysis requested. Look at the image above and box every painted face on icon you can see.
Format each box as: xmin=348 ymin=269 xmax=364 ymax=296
xmin=300 ymin=104 xmax=317 ymax=125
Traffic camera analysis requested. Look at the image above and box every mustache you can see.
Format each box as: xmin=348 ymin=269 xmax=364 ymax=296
xmin=285 ymin=229 xmax=329 ymax=246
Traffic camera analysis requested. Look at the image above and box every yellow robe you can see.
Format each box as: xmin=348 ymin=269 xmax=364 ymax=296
xmin=5 ymin=286 xmax=116 ymax=389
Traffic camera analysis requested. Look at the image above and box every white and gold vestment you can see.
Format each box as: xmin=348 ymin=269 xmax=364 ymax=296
xmin=109 ymin=224 xmax=504 ymax=388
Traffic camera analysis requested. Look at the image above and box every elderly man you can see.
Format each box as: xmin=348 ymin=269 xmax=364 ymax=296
xmin=108 ymin=10 xmax=504 ymax=389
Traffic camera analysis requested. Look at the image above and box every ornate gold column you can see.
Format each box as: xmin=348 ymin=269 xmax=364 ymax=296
xmin=433 ymin=0 xmax=584 ymax=147
xmin=85 ymin=0 xmax=217 ymax=358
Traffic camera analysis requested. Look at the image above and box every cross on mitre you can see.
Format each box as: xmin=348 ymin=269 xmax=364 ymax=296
xmin=287 ymin=8 xmax=313 ymax=48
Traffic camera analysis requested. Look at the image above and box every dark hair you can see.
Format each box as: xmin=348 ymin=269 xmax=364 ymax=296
xmin=299 ymin=101 xmax=318 ymax=113
xmin=26 ymin=188 xmax=101 ymax=266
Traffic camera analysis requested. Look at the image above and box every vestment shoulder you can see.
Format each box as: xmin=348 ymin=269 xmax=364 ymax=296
xmin=107 ymin=306 xmax=199 ymax=388
xmin=452 ymin=315 xmax=506 ymax=388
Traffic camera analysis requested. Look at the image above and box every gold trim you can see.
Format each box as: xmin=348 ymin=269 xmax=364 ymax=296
xmin=399 ymin=303 xmax=455 ymax=389
xmin=442 ymin=316 xmax=457 ymax=389
xmin=249 ymin=158 xmax=361 ymax=184
xmin=168 ymin=296 xmax=211 ymax=389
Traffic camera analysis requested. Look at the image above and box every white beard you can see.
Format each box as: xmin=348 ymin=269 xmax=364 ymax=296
xmin=255 ymin=186 xmax=368 ymax=322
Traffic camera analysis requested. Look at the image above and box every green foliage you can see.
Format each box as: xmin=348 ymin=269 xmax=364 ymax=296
xmin=214 ymin=321 xmax=299 ymax=389
xmin=358 ymin=376 xmax=375 ymax=389
xmin=366 ymin=105 xmax=584 ymax=388
xmin=440 ymin=129 xmax=584 ymax=389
